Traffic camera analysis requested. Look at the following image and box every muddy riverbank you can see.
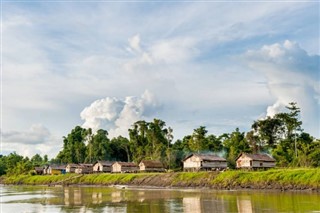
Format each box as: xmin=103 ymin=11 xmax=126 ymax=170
xmin=2 ymin=168 xmax=320 ymax=191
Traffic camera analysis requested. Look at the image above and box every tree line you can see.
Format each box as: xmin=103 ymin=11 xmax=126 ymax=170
xmin=1 ymin=102 xmax=319 ymax=176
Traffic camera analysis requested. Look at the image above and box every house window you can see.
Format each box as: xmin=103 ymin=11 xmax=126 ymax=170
xmin=250 ymin=161 xmax=252 ymax=166
xmin=260 ymin=162 xmax=263 ymax=167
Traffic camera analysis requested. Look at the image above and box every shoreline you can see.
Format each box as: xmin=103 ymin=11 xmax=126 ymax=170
xmin=1 ymin=168 xmax=320 ymax=192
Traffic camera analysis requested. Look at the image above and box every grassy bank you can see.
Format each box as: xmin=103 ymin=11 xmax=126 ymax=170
xmin=2 ymin=168 xmax=320 ymax=191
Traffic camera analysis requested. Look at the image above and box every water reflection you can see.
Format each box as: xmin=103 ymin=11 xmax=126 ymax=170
xmin=183 ymin=197 xmax=200 ymax=213
xmin=1 ymin=185 xmax=320 ymax=213
xmin=237 ymin=196 xmax=253 ymax=213
xmin=92 ymin=192 xmax=103 ymax=204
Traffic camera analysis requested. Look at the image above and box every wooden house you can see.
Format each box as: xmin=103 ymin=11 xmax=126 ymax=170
xmin=139 ymin=160 xmax=165 ymax=172
xmin=183 ymin=154 xmax=227 ymax=172
xmin=112 ymin=162 xmax=138 ymax=173
xmin=34 ymin=167 xmax=44 ymax=175
xmin=75 ymin=164 xmax=93 ymax=174
xmin=66 ymin=164 xmax=78 ymax=173
xmin=43 ymin=165 xmax=49 ymax=175
xmin=236 ymin=153 xmax=276 ymax=169
xmin=93 ymin=161 xmax=114 ymax=173
xmin=48 ymin=165 xmax=66 ymax=175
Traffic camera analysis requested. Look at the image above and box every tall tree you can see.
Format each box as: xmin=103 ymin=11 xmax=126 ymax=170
xmin=223 ymin=128 xmax=251 ymax=168
xmin=188 ymin=126 xmax=208 ymax=153
xmin=128 ymin=120 xmax=149 ymax=163
xmin=271 ymin=102 xmax=303 ymax=165
xmin=206 ymin=134 xmax=223 ymax=153
xmin=56 ymin=126 xmax=88 ymax=164
xmin=85 ymin=129 xmax=110 ymax=163
xmin=110 ymin=136 xmax=130 ymax=162
xmin=252 ymin=116 xmax=282 ymax=149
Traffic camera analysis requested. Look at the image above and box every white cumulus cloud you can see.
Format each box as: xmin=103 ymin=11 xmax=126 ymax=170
xmin=80 ymin=90 xmax=160 ymax=138
xmin=244 ymin=40 xmax=320 ymax=136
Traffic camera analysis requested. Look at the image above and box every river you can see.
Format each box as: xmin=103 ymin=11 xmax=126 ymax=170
xmin=0 ymin=185 xmax=319 ymax=213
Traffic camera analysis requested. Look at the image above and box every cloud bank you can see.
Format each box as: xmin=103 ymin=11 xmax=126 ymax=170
xmin=244 ymin=40 xmax=319 ymax=135
xmin=1 ymin=124 xmax=60 ymax=158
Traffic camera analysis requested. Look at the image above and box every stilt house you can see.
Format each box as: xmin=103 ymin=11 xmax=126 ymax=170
xmin=183 ymin=154 xmax=227 ymax=172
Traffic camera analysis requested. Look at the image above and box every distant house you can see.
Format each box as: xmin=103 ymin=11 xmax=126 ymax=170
xmin=93 ymin=161 xmax=114 ymax=173
xmin=139 ymin=160 xmax=165 ymax=172
xmin=75 ymin=164 xmax=93 ymax=174
xmin=183 ymin=154 xmax=227 ymax=172
xmin=48 ymin=165 xmax=66 ymax=175
xmin=43 ymin=165 xmax=49 ymax=175
xmin=112 ymin=162 xmax=138 ymax=173
xmin=34 ymin=167 xmax=44 ymax=175
xmin=66 ymin=164 xmax=78 ymax=173
xmin=236 ymin=153 xmax=276 ymax=169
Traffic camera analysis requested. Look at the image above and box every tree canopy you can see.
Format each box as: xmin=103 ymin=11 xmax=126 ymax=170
xmin=1 ymin=102 xmax=319 ymax=176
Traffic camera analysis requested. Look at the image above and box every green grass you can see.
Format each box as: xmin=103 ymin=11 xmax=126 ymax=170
xmin=2 ymin=168 xmax=320 ymax=190
xmin=210 ymin=168 xmax=320 ymax=189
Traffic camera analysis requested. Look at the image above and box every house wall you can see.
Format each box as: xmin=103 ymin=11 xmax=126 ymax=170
xmin=139 ymin=164 xmax=146 ymax=171
xmin=122 ymin=166 xmax=138 ymax=172
xmin=102 ymin=166 xmax=112 ymax=172
xmin=236 ymin=156 xmax=252 ymax=168
xmin=75 ymin=167 xmax=92 ymax=174
xmin=66 ymin=166 xmax=76 ymax=173
xmin=93 ymin=163 xmax=102 ymax=172
xmin=51 ymin=169 xmax=62 ymax=175
xmin=252 ymin=161 xmax=275 ymax=168
xmin=144 ymin=168 xmax=165 ymax=172
xmin=183 ymin=156 xmax=201 ymax=169
xmin=202 ymin=162 xmax=227 ymax=168
xmin=112 ymin=163 xmax=121 ymax=173
xmin=237 ymin=155 xmax=276 ymax=169
xmin=43 ymin=168 xmax=49 ymax=175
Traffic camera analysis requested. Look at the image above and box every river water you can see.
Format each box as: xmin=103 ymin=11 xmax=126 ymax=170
xmin=0 ymin=185 xmax=319 ymax=213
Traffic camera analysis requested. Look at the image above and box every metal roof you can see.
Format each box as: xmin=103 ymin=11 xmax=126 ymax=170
xmin=183 ymin=153 xmax=226 ymax=162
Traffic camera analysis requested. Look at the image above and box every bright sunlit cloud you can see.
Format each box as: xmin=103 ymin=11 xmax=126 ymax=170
xmin=2 ymin=1 xmax=319 ymax=157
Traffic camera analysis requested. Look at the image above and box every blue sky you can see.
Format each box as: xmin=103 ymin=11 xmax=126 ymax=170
xmin=1 ymin=1 xmax=319 ymax=158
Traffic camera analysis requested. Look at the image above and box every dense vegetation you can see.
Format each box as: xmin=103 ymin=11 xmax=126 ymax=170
xmin=2 ymin=168 xmax=320 ymax=191
xmin=0 ymin=102 xmax=319 ymax=176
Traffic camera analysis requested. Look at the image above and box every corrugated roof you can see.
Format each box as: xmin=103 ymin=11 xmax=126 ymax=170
xmin=238 ymin=153 xmax=275 ymax=162
xmin=78 ymin=164 xmax=93 ymax=168
xmin=115 ymin=162 xmax=138 ymax=167
xmin=95 ymin=161 xmax=114 ymax=166
xmin=66 ymin=164 xmax=78 ymax=167
xmin=50 ymin=165 xmax=66 ymax=170
xmin=183 ymin=153 xmax=226 ymax=162
xmin=140 ymin=160 xmax=164 ymax=168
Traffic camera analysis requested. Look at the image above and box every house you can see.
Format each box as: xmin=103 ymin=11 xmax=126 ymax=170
xmin=48 ymin=165 xmax=66 ymax=175
xmin=66 ymin=164 xmax=78 ymax=173
xmin=183 ymin=154 xmax=227 ymax=172
xmin=75 ymin=164 xmax=93 ymax=174
xmin=139 ymin=160 xmax=165 ymax=172
xmin=93 ymin=161 xmax=114 ymax=173
xmin=112 ymin=162 xmax=138 ymax=173
xmin=34 ymin=167 xmax=44 ymax=175
xmin=236 ymin=153 xmax=276 ymax=169
xmin=43 ymin=165 xmax=49 ymax=175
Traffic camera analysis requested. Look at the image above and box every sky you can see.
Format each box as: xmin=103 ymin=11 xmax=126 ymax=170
xmin=1 ymin=1 xmax=319 ymax=158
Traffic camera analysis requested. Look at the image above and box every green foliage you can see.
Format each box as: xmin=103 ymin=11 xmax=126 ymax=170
xmin=188 ymin=126 xmax=208 ymax=153
xmin=2 ymin=102 xmax=319 ymax=179
xmin=128 ymin=119 xmax=170 ymax=165
xmin=56 ymin=126 xmax=88 ymax=164
xmin=223 ymin=128 xmax=251 ymax=168
xmin=85 ymin=129 xmax=111 ymax=163
xmin=110 ymin=136 xmax=131 ymax=162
